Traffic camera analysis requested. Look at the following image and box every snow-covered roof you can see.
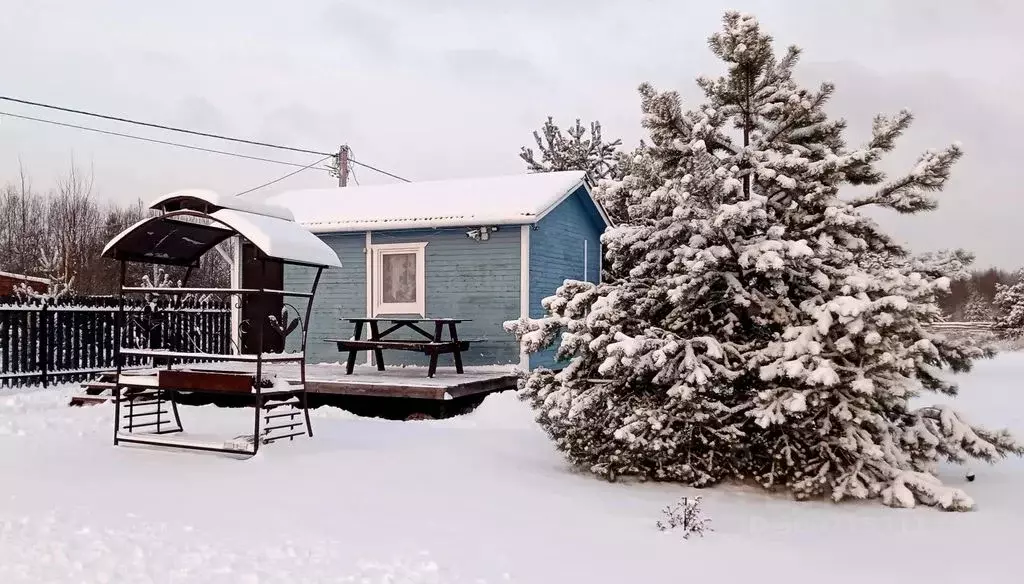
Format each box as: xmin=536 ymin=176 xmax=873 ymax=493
xmin=265 ymin=171 xmax=608 ymax=233
xmin=102 ymin=192 xmax=341 ymax=268
xmin=0 ymin=270 xmax=49 ymax=284
xmin=211 ymin=209 xmax=341 ymax=268
xmin=150 ymin=189 xmax=295 ymax=222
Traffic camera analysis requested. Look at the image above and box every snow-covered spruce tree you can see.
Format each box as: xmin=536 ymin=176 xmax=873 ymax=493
xmin=505 ymin=12 xmax=1021 ymax=510
xmin=961 ymin=286 xmax=994 ymax=322
xmin=520 ymin=117 xmax=623 ymax=181
xmin=993 ymin=270 xmax=1024 ymax=338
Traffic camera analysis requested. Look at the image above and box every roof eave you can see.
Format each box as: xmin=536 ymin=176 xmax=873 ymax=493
xmin=0 ymin=270 xmax=50 ymax=284
xmin=302 ymin=216 xmax=541 ymax=234
xmin=532 ymin=177 xmax=614 ymax=228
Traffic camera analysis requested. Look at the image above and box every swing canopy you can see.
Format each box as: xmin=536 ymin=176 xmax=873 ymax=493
xmin=101 ymin=189 xmax=342 ymax=269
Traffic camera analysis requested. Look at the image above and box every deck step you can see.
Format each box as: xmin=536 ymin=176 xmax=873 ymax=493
xmin=125 ymin=420 xmax=171 ymax=429
xmin=263 ymin=431 xmax=305 ymax=444
xmin=69 ymin=394 xmax=114 ymax=407
xmin=263 ymin=422 xmax=304 ymax=433
xmin=80 ymin=381 xmax=117 ymax=394
xmin=122 ymin=407 xmax=167 ymax=415
xmin=262 ymin=400 xmax=301 ymax=410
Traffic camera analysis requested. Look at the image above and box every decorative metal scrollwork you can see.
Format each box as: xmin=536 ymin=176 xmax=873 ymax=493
xmin=268 ymin=303 xmax=302 ymax=347
xmin=228 ymin=318 xmax=254 ymax=355
xmin=126 ymin=303 xmax=167 ymax=349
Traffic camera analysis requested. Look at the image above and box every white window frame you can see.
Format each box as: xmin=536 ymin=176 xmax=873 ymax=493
xmin=371 ymin=242 xmax=427 ymax=316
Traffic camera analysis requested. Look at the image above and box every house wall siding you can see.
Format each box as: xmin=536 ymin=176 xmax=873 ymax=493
xmin=286 ymin=227 xmax=523 ymax=367
xmin=281 ymin=186 xmax=607 ymax=371
xmin=528 ymin=187 xmax=606 ymax=369
xmin=370 ymin=228 xmax=522 ymax=366
xmin=283 ymin=233 xmax=366 ymax=363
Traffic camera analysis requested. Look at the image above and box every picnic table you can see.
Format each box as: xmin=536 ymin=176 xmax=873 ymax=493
xmin=326 ymin=318 xmax=472 ymax=378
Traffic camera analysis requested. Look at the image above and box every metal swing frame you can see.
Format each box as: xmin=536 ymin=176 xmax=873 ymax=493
xmin=103 ymin=205 xmax=330 ymax=456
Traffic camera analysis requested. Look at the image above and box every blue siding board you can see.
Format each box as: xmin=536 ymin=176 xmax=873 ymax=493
xmin=369 ymin=228 xmax=521 ymax=366
xmin=528 ymin=187 xmax=606 ymax=369
xmin=283 ymin=233 xmax=366 ymax=364
xmin=280 ymin=184 xmax=606 ymax=372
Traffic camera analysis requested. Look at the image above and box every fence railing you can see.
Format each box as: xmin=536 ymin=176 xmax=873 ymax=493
xmin=0 ymin=295 xmax=231 ymax=388
xmin=928 ymin=321 xmax=995 ymax=333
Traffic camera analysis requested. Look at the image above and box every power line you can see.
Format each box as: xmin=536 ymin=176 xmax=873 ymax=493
xmin=348 ymin=158 xmax=410 ymax=182
xmin=0 ymin=95 xmax=333 ymax=157
xmin=342 ymin=145 xmax=405 ymax=183
xmin=346 ymin=147 xmax=360 ymax=186
xmin=233 ymin=154 xmax=335 ymax=197
xmin=0 ymin=110 xmax=332 ymax=171
xmin=1 ymin=96 xmax=414 ymax=182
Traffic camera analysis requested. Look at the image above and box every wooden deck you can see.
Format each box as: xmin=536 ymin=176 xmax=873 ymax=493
xmin=304 ymin=369 xmax=518 ymax=400
xmin=74 ymin=363 xmax=520 ymax=404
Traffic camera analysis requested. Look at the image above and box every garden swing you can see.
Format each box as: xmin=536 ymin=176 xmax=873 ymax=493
xmin=100 ymin=190 xmax=342 ymax=456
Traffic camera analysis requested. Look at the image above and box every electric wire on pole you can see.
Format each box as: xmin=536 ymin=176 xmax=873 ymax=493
xmin=338 ymin=145 xmax=350 ymax=187
xmin=0 ymin=96 xmax=413 ymax=183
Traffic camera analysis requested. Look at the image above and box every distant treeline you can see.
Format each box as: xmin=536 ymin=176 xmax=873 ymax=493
xmin=940 ymin=267 xmax=1015 ymax=320
xmin=0 ymin=162 xmax=226 ymax=296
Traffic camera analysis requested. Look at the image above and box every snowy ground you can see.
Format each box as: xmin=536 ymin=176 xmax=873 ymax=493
xmin=1 ymin=355 xmax=1021 ymax=583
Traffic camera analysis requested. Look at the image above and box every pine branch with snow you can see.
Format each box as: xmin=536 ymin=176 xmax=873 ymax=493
xmin=851 ymin=144 xmax=963 ymax=213
xmin=908 ymin=249 xmax=975 ymax=283
xmin=505 ymin=10 xmax=1021 ymax=511
xmin=520 ymin=117 xmax=623 ymax=182
xmin=993 ymin=270 xmax=1024 ymax=338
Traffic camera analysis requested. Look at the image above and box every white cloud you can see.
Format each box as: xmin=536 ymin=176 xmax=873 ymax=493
xmin=1 ymin=0 xmax=1022 ymax=267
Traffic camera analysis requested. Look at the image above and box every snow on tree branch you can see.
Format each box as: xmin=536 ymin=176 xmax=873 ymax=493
xmin=505 ymin=10 xmax=1019 ymax=512
xmin=520 ymin=117 xmax=623 ymax=181
xmin=993 ymin=269 xmax=1024 ymax=339
xmin=850 ymin=143 xmax=963 ymax=213
xmin=869 ymin=110 xmax=914 ymax=151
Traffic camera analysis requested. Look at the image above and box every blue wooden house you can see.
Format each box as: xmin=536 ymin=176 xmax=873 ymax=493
xmin=262 ymin=170 xmax=611 ymax=370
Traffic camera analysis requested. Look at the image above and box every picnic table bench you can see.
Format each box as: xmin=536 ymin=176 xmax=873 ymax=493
xmin=326 ymin=318 xmax=472 ymax=378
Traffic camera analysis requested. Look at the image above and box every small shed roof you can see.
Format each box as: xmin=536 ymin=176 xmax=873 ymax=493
xmin=209 ymin=209 xmax=341 ymax=268
xmin=0 ymin=270 xmax=49 ymax=284
xmin=265 ymin=170 xmax=609 ymax=233
xmin=101 ymin=193 xmax=342 ymax=268
xmin=101 ymin=215 xmax=233 ymax=266
xmin=149 ymin=188 xmax=295 ymax=221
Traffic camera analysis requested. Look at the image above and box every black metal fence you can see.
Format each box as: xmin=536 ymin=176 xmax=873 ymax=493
xmin=0 ymin=295 xmax=231 ymax=388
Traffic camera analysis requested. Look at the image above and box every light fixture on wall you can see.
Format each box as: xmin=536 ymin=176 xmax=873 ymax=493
xmin=466 ymin=226 xmax=498 ymax=242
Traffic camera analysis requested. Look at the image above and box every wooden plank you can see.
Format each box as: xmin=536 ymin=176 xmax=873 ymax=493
xmin=157 ymin=369 xmax=254 ymax=393
xmin=69 ymin=394 xmax=114 ymax=407
xmin=343 ymin=317 xmax=470 ymax=323
xmin=444 ymin=376 xmax=518 ymax=399
xmin=304 ymin=374 xmax=517 ymax=401
xmin=305 ymin=380 xmax=446 ymax=400
xmin=332 ymin=340 xmax=438 ymax=352
xmin=120 ymin=349 xmax=303 ymax=362
xmin=120 ymin=287 xmax=313 ymax=298
xmin=329 ymin=340 xmax=470 ymax=353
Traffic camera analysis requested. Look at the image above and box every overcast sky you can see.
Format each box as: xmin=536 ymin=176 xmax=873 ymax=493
xmin=1 ymin=0 xmax=1022 ymax=268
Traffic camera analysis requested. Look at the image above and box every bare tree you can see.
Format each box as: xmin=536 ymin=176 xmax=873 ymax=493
xmin=0 ymin=162 xmax=47 ymax=276
xmin=2 ymin=160 xmax=230 ymax=297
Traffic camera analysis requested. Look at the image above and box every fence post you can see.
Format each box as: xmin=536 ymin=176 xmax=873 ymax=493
xmin=39 ymin=300 xmax=49 ymax=388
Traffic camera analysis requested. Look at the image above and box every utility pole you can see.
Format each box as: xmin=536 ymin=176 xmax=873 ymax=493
xmin=338 ymin=145 xmax=350 ymax=187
